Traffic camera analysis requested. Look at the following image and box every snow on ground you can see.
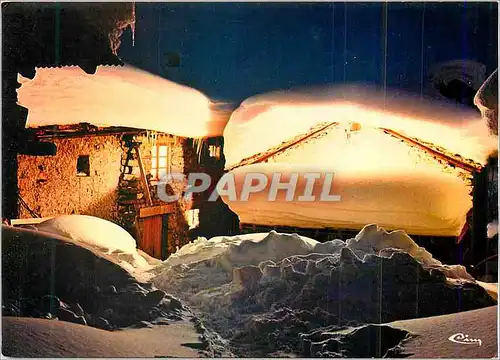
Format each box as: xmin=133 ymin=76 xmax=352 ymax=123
xmin=224 ymin=84 xmax=496 ymax=168
xmin=152 ymin=225 xmax=496 ymax=357
xmin=3 ymin=226 xmax=191 ymax=333
xmin=2 ymin=317 xmax=204 ymax=358
xmin=36 ymin=215 xmax=158 ymax=281
xmin=391 ymin=305 xmax=498 ymax=358
xmin=17 ymin=65 xmax=228 ymax=138
xmin=4 ymin=219 xmax=496 ymax=357
xmin=37 ymin=215 xmax=137 ymax=254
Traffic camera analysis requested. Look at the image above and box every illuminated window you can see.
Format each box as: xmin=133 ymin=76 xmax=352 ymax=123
xmin=208 ymin=145 xmax=221 ymax=159
xmin=151 ymin=145 xmax=169 ymax=180
xmin=184 ymin=209 xmax=200 ymax=230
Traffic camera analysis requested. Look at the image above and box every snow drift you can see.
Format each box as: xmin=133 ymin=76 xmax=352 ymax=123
xmin=37 ymin=215 xmax=137 ymax=253
xmin=17 ymin=65 xmax=228 ymax=138
xmin=152 ymin=226 xmax=495 ymax=357
xmin=224 ymin=84 xmax=496 ymax=168
xmin=2 ymin=225 xmax=187 ymax=331
xmin=36 ymin=215 xmax=159 ymax=280
xmin=220 ymin=162 xmax=472 ymax=237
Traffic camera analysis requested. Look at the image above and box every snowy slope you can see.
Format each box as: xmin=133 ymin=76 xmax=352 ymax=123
xmin=17 ymin=65 xmax=228 ymax=138
xmin=2 ymin=317 xmax=203 ymax=358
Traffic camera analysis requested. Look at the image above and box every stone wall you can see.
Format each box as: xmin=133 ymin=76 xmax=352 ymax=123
xmin=17 ymin=132 xmax=226 ymax=259
xmin=17 ymin=135 xmax=122 ymax=221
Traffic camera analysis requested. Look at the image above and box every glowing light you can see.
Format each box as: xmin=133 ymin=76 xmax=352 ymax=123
xmin=224 ymin=85 xmax=496 ymax=168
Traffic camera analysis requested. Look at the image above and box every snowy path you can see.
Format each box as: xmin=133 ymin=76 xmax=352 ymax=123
xmin=391 ymin=305 xmax=498 ymax=358
xmin=2 ymin=317 xmax=203 ymax=358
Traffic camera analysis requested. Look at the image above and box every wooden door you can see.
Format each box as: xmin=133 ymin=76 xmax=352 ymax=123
xmin=141 ymin=214 xmax=168 ymax=259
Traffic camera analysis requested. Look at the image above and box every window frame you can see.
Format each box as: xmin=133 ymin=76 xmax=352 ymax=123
xmin=150 ymin=143 xmax=169 ymax=181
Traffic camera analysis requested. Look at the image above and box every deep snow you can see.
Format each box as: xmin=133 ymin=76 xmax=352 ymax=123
xmin=3 ymin=217 xmax=496 ymax=358
xmin=224 ymin=85 xmax=496 ymax=168
xmin=151 ymin=225 xmax=495 ymax=357
xmin=17 ymin=65 xmax=228 ymax=138
xmin=36 ymin=215 xmax=159 ymax=281
xmin=221 ymin=160 xmax=472 ymax=237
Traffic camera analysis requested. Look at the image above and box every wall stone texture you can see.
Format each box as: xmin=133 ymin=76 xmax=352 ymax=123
xmin=17 ymin=135 xmax=122 ymax=222
xmin=17 ymin=132 xmax=230 ymax=259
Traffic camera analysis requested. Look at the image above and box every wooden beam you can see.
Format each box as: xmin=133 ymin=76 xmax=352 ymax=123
xmin=228 ymin=122 xmax=338 ymax=171
xmin=32 ymin=126 xmax=143 ymax=139
xmin=11 ymin=217 xmax=54 ymax=226
xmin=381 ymin=128 xmax=482 ymax=173
xmin=139 ymin=204 xmax=175 ymax=218
xmin=138 ymin=201 xmax=199 ymax=218
xmin=135 ymin=147 xmax=153 ymax=206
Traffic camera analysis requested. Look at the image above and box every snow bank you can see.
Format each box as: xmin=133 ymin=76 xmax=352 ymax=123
xmin=152 ymin=226 xmax=494 ymax=357
xmin=17 ymin=65 xmax=227 ymax=138
xmin=37 ymin=215 xmax=137 ymax=254
xmin=161 ymin=231 xmax=317 ymax=271
xmin=3 ymin=225 xmax=188 ymax=331
xmin=224 ymin=84 xmax=496 ymax=168
xmin=220 ymin=162 xmax=472 ymax=237
xmin=35 ymin=215 xmax=159 ymax=280
xmin=347 ymin=224 xmax=474 ymax=281
xmin=155 ymin=225 xmax=474 ymax=292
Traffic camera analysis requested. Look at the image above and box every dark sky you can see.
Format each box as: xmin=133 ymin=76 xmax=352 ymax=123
xmin=118 ymin=2 xmax=498 ymax=104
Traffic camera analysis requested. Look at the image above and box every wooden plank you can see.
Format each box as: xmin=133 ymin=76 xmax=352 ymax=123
xmin=139 ymin=200 xmax=200 ymax=218
xmin=139 ymin=204 xmax=176 ymax=218
xmin=135 ymin=146 xmax=153 ymax=206
xmin=141 ymin=215 xmax=163 ymax=258
xmin=11 ymin=217 xmax=54 ymax=226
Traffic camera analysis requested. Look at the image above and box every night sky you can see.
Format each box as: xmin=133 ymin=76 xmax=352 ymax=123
xmin=118 ymin=2 xmax=498 ymax=105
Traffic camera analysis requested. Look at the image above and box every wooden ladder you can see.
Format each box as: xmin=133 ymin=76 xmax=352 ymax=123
xmin=117 ymin=137 xmax=153 ymax=229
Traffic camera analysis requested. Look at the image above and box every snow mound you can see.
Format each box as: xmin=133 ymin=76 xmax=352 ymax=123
xmin=152 ymin=226 xmax=495 ymax=357
xmin=37 ymin=215 xmax=137 ymax=254
xmin=35 ymin=215 xmax=157 ymax=281
xmin=154 ymin=225 xmax=475 ymax=294
xmin=157 ymin=231 xmax=318 ymax=271
xmin=2 ymin=225 xmax=188 ymax=331
xmin=347 ymin=224 xmax=474 ymax=281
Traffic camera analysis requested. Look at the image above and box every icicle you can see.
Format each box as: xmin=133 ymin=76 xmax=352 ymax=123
xmin=131 ymin=22 xmax=135 ymax=47
xmin=131 ymin=3 xmax=136 ymax=46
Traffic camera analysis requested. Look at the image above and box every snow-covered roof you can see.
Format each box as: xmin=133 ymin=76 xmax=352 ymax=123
xmin=224 ymin=85 xmax=497 ymax=167
xmin=17 ymin=65 xmax=229 ymax=139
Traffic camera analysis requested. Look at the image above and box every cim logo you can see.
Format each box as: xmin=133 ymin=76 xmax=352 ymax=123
xmin=448 ymin=333 xmax=482 ymax=346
